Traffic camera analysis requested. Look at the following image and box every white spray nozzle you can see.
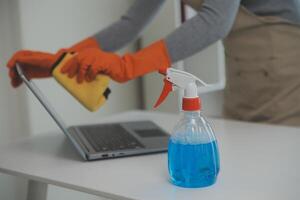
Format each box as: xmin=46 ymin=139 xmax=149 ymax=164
xmin=154 ymin=68 xmax=209 ymax=108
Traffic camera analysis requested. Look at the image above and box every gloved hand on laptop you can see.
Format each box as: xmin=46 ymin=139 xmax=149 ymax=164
xmin=6 ymin=37 xmax=99 ymax=88
xmin=60 ymin=40 xmax=171 ymax=83
xmin=6 ymin=50 xmax=66 ymax=88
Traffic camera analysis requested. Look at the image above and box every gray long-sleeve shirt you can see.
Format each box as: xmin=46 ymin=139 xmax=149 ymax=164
xmin=94 ymin=0 xmax=300 ymax=63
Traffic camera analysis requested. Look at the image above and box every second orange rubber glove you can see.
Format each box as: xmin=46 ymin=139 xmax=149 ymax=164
xmin=61 ymin=40 xmax=171 ymax=83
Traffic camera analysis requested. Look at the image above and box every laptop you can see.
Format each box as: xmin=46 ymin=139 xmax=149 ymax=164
xmin=16 ymin=65 xmax=169 ymax=161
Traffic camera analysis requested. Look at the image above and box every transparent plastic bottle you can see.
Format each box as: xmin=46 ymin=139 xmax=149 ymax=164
xmin=153 ymin=68 xmax=220 ymax=188
xmin=168 ymin=110 xmax=220 ymax=188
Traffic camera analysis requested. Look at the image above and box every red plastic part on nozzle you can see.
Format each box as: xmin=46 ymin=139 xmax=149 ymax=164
xmin=182 ymin=97 xmax=201 ymax=111
xmin=154 ymin=78 xmax=173 ymax=108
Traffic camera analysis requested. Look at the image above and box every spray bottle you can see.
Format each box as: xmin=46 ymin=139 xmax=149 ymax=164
xmin=154 ymin=68 xmax=220 ymax=188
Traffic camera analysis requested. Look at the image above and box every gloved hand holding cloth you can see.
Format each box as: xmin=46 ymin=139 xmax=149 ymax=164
xmin=60 ymin=40 xmax=171 ymax=83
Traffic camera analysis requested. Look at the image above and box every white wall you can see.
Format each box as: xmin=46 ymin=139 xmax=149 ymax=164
xmin=0 ymin=0 xmax=137 ymax=199
xmin=0 ymin=1 xmax=29 ymax=200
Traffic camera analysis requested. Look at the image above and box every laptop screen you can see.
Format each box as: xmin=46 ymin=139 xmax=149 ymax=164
xmin=15 ymin=65 xmax=86 ymax=159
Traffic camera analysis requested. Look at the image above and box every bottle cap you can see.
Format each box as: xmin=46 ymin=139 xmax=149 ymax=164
xmin=182 ymin=82 xmax=201 ymax=111
xmin=182 ymin=97 xmax=201 ymax=111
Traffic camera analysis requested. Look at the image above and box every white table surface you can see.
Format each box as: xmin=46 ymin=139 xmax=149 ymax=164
xmin=0 ymin=111 xmax=300 ymax=200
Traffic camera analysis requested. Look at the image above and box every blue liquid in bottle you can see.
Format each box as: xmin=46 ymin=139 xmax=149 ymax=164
xmin=168 ymin=139 xmax=220 ymax=188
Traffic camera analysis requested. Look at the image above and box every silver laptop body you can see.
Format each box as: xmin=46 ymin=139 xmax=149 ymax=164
xmin=16 ymin=65 xmax=169 ymax=161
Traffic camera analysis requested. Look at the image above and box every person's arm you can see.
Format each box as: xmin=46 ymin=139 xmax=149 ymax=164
xmin=94 ymin=0 xmax=166 ymax=52
xmin=61 ymin=0 xmax=242 ymax=84
xmin=166 ymin=0 xmax=241 ymax=62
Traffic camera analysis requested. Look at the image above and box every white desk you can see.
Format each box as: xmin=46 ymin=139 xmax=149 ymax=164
xmin=0 ymin=111 xmax=299 ymax=200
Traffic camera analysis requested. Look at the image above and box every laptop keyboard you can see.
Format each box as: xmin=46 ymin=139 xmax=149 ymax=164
xmin=80 ymin=124 xmax=145 ymax=152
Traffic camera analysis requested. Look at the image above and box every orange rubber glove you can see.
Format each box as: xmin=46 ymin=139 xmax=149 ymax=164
xmin=61 ymin=40 xmax=171 ymax=83
xmin=6 ymin=50 xmax=65 ymax=88
xmin=6 ymin=37 xmax=100 ymax=88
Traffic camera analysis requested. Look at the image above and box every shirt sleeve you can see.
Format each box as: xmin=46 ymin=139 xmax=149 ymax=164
xmin=94 ymin=0 xmax=166 ymax=52
xmin=165 ymin=0 xmax=241 ymax=63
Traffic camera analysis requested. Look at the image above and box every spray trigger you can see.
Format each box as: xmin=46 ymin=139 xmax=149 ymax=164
xmin=153 ymin=68 xmax=212 ymax=109
xmin=154 ymin=78 xmax=173 ymax=108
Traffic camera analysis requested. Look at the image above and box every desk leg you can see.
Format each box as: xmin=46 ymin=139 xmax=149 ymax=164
xmin=26 ymin=180 xmax=48 ymax=200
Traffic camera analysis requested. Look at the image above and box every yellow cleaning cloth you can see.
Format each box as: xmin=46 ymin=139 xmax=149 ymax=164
xmin=52 ymin=53 xmax=111 ymax=112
